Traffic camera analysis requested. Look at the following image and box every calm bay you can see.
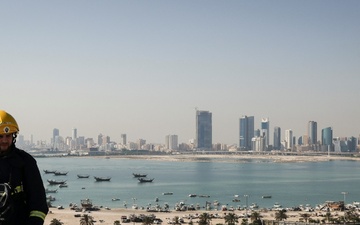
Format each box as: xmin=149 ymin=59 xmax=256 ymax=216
xmin=37 ymin=157 xmax=360 ymax=210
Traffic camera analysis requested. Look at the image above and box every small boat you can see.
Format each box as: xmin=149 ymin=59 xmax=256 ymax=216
xmin=232 ymin=198 xmax=241 ymax=202
xmin=94 ymin=176 xmax=111 ymax=182
xmin=250 ymin=203 xmax=259 ymax=209
xmin=188 ymin=194 xmax=197 ymax=197
xmin=112 ymin=198 xmax=120 ymax=201
xmin=199 ymin=195 xmax=210 ymax=198
xmin=138 ymin=178 xmax=154 ymax=183
xmin=77 ymin=174 xmax=90 ymax=178
xmin=59 ymin=183 xmax=68 ymax=188
xmin=47 ymin=179 xmax=67 ymax=185
xmin=273 ymin=202 xmax=282 ymax=208
xmin=44 ymin=169 xmax=56 ymax=174
xmin=81 ymin=199 xmax=93 ymax=209
xmin=54 ymin=171 xmax=68 ymax=176
xmin=262 ymin=195 xmax=272 ymax=198
xmin=132 ymin=173 xmax=147 ymax=178
xmin=162 ymin=192 xmax=173 ymax=195
xmin=45 ymin=188 xmax=58 ymax=193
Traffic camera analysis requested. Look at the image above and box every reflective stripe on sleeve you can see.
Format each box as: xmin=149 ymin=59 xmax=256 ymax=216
xmin=13 ymin=185 xmax=24 ymax=194
xmin=29 ymin=210 xmax=47 ymax=221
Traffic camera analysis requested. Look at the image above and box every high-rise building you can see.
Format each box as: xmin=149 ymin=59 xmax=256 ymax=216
xmin=72 ymin=128 xmax=77 ymax=140
xmin=196 ymin=110 xmax=212 ymax=150
xmin=285 ymin=129 xmax=293 ymax=150
xmin=322 ymin=127 xmax=333 ymax=146
xmin=273 ymin=127 xmax=281 ymax=150
xmin=239 ymin=116 xmax=254 ymax=150
xmin=252 ymin=136 xmax=266 ymax=151
xmin=98 ymin=133 xmax=103 ymax=146
xmin=254 ymin=129 xmax=261 ymax=137
xmin=165 ymin=135 xmax=178 ymax=150
xmin=308 ymin=121 xmax=317 ymax=145
xmin=261 ymin=118 xmax=270 ymax=148
xmin=347 ymin=136 xmax=357 ymax=152
xmin=52 ymin=128 xmax=59 ymax=144
xmin=121 ymin=134 xmax=127 ymax=145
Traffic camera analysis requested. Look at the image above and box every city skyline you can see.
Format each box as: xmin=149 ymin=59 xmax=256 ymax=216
xmin=2 ymin=1 xmax=360 ymax=144
xmin=20 ymin=115 xmax=358 ymax=147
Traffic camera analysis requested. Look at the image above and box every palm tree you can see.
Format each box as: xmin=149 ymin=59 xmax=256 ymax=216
xmin=142 ymin=215 xmax=154 ymax=225
xmin=240 ymin=218 xmax=248 ymax=225
xmin=198 ymin=212 xmax=212 ymax=225
xmin=299 ymin=213 xmax=311 ymax=223
xmin=114 ymin=220 xmax=121 ymax=225
xmin=250 ymin=211 xmax=262 ymax=225
xmin=79 ymin=214 xmax=95 ymax=225
xmin=50 ymin=218 xmax=63 ymax=225
xmin=172 ymin=216 xmax=181 ymax=225
xmin=224 ymin=212 xmax=238 ymax=225
xmin=275 ymin=210 xmax=288 ymax=221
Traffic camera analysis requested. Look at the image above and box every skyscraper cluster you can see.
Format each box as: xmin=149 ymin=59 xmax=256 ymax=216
xmin=17 ymin=109 xmax=358 ymax=153
xmin=195 ymin=110 xmax=357 ymax=152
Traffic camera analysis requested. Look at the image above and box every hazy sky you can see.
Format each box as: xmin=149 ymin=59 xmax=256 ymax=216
xmin=1 ymin=1 xmax=359 ymax=145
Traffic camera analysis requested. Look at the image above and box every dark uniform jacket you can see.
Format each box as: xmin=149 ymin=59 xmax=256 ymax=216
xmin=0 ymin=145 xmax=48 ymax=225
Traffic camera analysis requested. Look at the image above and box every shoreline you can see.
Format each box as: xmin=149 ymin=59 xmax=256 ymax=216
xmin=41 ymin=154 xmax=357 ymax=224
xmin=45 ymin=206 xmax=347 ymax=225
xmin=102 ymin=153 xmax=360 ymax=163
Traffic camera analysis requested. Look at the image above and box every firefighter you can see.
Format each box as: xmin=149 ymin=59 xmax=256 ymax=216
xmin=0 ymin=110 xmax=48 ymax=225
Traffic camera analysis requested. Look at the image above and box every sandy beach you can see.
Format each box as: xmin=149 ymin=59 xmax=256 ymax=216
xmin=44 ymin=206 xmax=345 ymax=225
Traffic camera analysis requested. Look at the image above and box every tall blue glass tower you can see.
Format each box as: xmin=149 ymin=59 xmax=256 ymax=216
xmin=273 ymin=126 xmax=281 ymax=150
xmin=308 ymin=121 xmax=317 ymax=145
xmin=322 ymin=127 xmax=333 ymax=146
xmin=196 ymin=110 xmax=212 ymax=150
xmin=239 ymin=116 xmax=254 ymax=150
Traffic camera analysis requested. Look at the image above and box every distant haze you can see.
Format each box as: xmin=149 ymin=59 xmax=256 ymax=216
xmin=2 ymin=1 xmax=359 ymax=144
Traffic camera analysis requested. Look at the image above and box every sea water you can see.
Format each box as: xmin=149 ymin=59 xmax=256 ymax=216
xmin=37 ymin=157 xmax=360 ymax=210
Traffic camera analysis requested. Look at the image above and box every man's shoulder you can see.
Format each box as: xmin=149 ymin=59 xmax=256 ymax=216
xmin=13 ymin=148 xmax=36 ymax=163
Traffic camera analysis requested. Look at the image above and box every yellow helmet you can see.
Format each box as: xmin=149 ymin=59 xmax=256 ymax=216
xmin=0 ymin=110 xmax=19 ymax=135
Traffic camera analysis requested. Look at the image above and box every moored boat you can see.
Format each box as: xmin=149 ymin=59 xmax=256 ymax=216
xmin=94 ymin=176 xmax=111 ymax=182
xmin=138 ymin=178 xmax=154 ymax=183
xmin=54 ymin=171 xmax=68 ymax=176
xmin=44 ymin=169 xmax=56 ymax=174
xmin=199 ymin=195 xmax=210 ymax=198
xmin=77 ymin=174 xmax=90 ymax=178
xmin=132 ymin=173 xmax=147 ymax=178
xmin=262 ymin=195 xmax=272 ymax=198
xmin=162 ymin=192 xmax=173 ymax=195
xmin=59 ymin=183 xmax=68 ymax=188
xmin=81 ymin=199 xmax=93 ymax=209
xmin=45 ymin=188 xmax=58 ymax=193
xmin=47 ymin=179 xmax=67 ymax=185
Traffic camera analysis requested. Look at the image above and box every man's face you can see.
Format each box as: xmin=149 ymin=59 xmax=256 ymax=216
xmin=0 ymin=134 xmax=13 ymax=152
